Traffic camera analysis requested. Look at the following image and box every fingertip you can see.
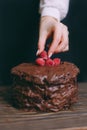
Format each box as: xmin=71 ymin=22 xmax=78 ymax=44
xmin=48 ymin=52 xmax=53 ymax=58
xmin=36 ymin=47 xmax=44 ymax=56
xmin=36 ymin=50 xmax=40 ymax=56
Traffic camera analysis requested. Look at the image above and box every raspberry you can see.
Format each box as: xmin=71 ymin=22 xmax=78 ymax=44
xmin=39 ymin=51 xmax=48 ymax=60
xmin=45 ymin=58 xmax=54 ymax=66
xmin=53 ymin=58 xmax=61 ymax=66
xmin=35 ymin=58 xmax=45 ymax=66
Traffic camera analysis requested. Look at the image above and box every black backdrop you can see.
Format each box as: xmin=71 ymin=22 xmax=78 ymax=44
xmin=0 ymin=0 xmax=87 ymax=84
xmin=65 ymin=0 xmax=87 ymax=82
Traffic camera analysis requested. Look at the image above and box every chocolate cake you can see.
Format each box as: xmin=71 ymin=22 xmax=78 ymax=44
xmin=11 ymin=62 xmax=79 ymax=112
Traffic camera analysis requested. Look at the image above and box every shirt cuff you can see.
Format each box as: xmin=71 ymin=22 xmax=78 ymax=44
xmin=40 ymin=7 xmax=61 ymax=21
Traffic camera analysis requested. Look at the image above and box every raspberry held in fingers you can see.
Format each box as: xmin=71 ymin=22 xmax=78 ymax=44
xmin=39 ymin=50 xmax=48 ymax=60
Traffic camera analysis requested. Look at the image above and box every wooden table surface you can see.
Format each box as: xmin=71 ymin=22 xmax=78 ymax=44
xmin=0 ymin=82 xmax=87 ymax=130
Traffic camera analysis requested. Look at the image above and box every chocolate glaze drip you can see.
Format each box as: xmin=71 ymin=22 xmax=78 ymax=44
xmin=11 ymin=62 xmax=79 ymax=112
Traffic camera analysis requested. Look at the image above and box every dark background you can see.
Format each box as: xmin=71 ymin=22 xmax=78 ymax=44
xmin=65 ymin=0 xmax=87 ymax=82
xmin=0 ymin=0 xmax=87 ymax=84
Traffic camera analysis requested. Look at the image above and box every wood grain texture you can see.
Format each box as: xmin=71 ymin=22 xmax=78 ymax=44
xmin=0 ymin=82 xmax=87 ymax=130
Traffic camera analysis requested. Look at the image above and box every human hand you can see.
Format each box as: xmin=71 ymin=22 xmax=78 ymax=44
xmin=36 ymin=16 xmax=69 ymax=57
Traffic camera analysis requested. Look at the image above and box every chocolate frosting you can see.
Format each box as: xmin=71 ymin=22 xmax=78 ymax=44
xmin=11 ymin=62 xmax=79 ymax=85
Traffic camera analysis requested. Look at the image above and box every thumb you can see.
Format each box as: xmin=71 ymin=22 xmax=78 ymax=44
xmin=36 ymin=32 xmax=47 ymax=55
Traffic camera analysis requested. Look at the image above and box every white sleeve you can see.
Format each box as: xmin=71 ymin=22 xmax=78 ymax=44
xmin=39 ymin=0 xmax=69 ymax=21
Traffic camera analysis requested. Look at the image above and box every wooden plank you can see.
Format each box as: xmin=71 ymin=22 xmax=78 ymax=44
xmin=0 ymin=82 xmax=87 ymax=130
xmin=60 ymin=127 xmax=87 ymax=130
